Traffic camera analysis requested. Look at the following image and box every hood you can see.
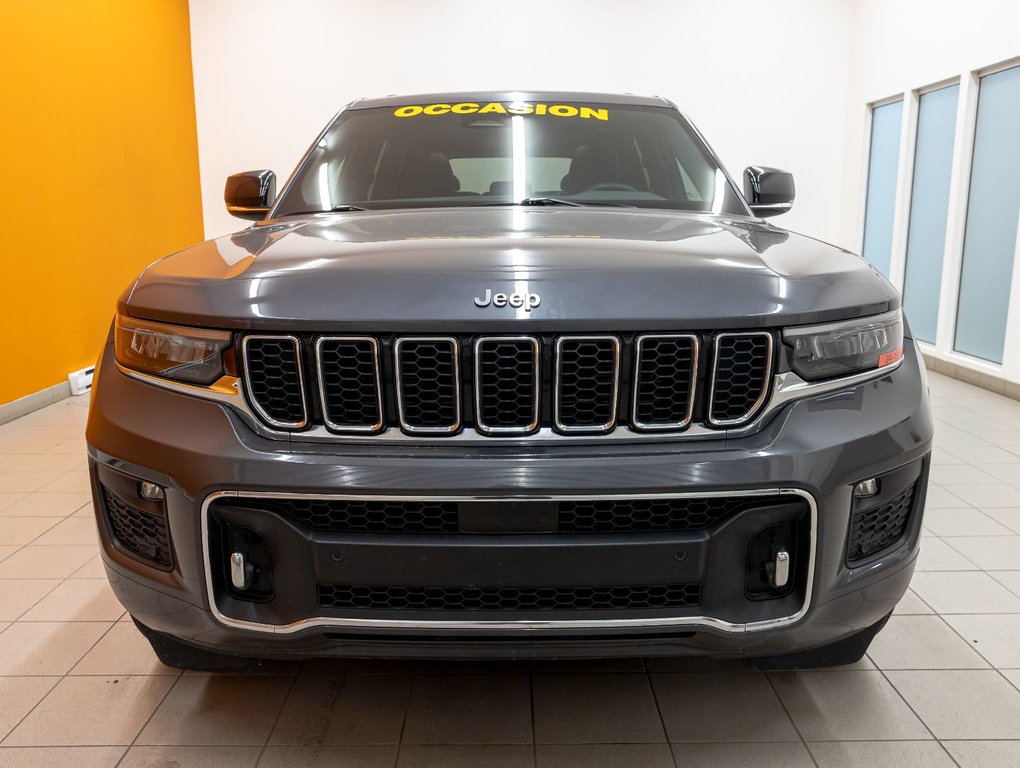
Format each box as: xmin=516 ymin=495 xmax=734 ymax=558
xmin=124 ymin=208 xmax=898 ymax=332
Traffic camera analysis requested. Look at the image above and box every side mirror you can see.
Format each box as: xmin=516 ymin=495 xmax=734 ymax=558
xmin=225 ymin=170 xmax=276 ymax=221
xmin=743 ymin=166 xmax=795 ymax=218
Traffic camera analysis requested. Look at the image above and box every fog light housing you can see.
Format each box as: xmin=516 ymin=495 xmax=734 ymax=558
xmin=854 ymin=478 xmax=880 ymax=498
xmin=138 ymin=481 xmax=165 ymax=501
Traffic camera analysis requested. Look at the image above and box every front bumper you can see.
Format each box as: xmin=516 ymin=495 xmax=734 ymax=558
xmin=86 ymin=340 xmax=933 ymax=659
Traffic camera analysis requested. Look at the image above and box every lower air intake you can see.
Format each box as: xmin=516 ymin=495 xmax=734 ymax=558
xmin=847 ymin=483 xmax=916 ymax=564
xmin=102 ymin=486 xmax=172 ymax=569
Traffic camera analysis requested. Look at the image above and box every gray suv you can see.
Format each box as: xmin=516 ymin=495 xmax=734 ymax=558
xmin=87 ymin=91 xmax=932 ymax=670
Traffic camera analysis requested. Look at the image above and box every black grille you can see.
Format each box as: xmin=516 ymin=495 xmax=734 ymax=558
xmin=847 ymin=484 xmax=916 ymax=564
xmin=223 ymin=498 xmax=460 ymax=534
xmin=102 ymin=487 xmax=172 ymax=568
xmin=318 ymin=582 xmax=701 ymax=611
xmin=559 ymin=495 xmax=790 ymax=533
xmin=556 ymin=337 xmax=620 ymax=431
xmin=632 ymin=335 xmax=698 ymax=429
xmin=475 ymin=338 xmax=539 ymax=433
xmin=316 ymin=337 xmax=382 ymax=431
xmin=243 ymin=336 xmax=306 ymax=427
xmin=395 ymin=338 xmax=460 ymax=432
xmin=709 ymin=333 xmax=773 ymax=425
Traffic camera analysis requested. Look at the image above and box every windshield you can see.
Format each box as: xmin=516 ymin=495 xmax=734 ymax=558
xmin=273 ymin=100 xmax=748 ymax=216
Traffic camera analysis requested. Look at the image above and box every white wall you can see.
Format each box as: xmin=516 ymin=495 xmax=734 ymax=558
xmin=189 ymin=0 xmax=853 ymax=241
xmin=840 ymin=0 xmax=1020 ymax=384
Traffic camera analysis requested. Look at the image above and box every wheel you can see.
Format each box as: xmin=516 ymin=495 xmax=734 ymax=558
xmin=132 ymin=617 xmax=276 ymax=673
xmin=750 ymin=612 xmax=892 ymax=670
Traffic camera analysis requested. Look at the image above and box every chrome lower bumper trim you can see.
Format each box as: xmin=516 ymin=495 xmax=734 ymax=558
xmin=200 ymin=487 xmax=817 ymax=636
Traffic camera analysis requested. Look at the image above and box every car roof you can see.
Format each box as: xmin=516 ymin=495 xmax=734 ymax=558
xmin=349 ymin=91 xmax=674 ymax=110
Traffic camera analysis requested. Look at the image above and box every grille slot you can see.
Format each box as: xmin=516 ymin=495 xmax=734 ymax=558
xmin=847 ymin=484 xmax=916 ymax=564
xmin=315 ymin=337 xmax=383 ymax=432
xmin=708 ymin=332 xmax=773 ymax=426
xmin=631 ymin=334 xmax=699 ymax=430
xmin=242 ymin=335 xmax=307 ymax=428
xmin=559 ymin=495 xmax=791 ymax=533
xmin=318 ymin=582 xmax=701 ymax=611
xmin=555 ymin=336 xmax=621 ymax=433
xmin=394 ymin=337 xmax=461 ymax=433
xmin=102 ymin=486 xmax=172 ymax=568
xmin=225 ymin=498 xmax=460 ymax=533
xmin=474 ymin=337 xmax=540 ymax=434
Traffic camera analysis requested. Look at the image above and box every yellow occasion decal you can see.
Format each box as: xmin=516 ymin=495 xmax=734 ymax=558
xmin=394 ymin=102 xmax=609 ymax=120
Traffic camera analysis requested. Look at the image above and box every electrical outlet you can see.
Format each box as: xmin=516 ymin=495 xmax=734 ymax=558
xmin=68 ymin=365 xmax=96 ymax=396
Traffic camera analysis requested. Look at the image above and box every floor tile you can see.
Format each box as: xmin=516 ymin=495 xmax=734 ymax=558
xmin=921 ymin=486 xmax=971 ymax=509
xmin=930 ymin=464 xmax=1000 ymax=485
xmin=888 ymin=670 xmax=1020 ymax=739
xmin=946 ymin=445 xmax=1020 ymax=464
xmin=922 ymin=508 xmax=1012 ymax=536
xmin=29 ymin=517 xmax=98 ymax=547
xmin=0 ymin=545 xmax=99 ymax=579
xmin=398 ymin=745 xmax=534 ymax=768
xmin=259 ymin=746 xmax=398 ymax=767
xmin=0 ymin=621 xmax=111 ymax=675
xmin=945 ymin=484 xmax=1020 ymax=508
xmin=916 ymin=538 xmax=979 ymax=571
xmin=70 ymin=555 xmax=108 ymax=579
xmin=402 ymin=674 xmax=532 ymax=745
xmin=669 ymin=742 xmax=813 ymax=767
xmin=909 ymin=571 xmax=1020 ymax=613
xmin=770 ymin=670 xmax=929 ymax=741
xmin=38 ymin=470 xmax=91 ymax=494
xmin=18 ymin=579 xmax=123 ymax=622
xmin=867 ymin=615 xmax=988 ymax=669
xmin=5 ymin=675 xmax=174 ymax=746
xmin=118 ymin=745 xmax=262 ymax=767
xmin=0 ymin=579 xmax=60 ymax=622
xmin=0 ymin=473 xmax=63 ymax=494
xmin=992 ymin=570 xmax=1020 ymax=597
xmin=943 ymin=614 xmax=1020 ymax=668
xmin=0 ymin=747 xmax=126 ymax=768
xmin=533 ymin=673 xmax=665 ymax=744
xmin=0 ymin=454 xmax=83 ymax=474
xmin=0 ymin=518 xmax=59 ymax=546
xmin=943 ymin=741 xmax=1020 ymax=768
xmin=894 ymin=589 xmax=934 ymax=615
xmin=0 ymin=492 xmax=92 ymax=518
xmin=0 ymin=492 xmax=28 ymax=512
xmin=982 ymin=507 xmax=1020 ymax=534
xmin=0 ymin=545 xmax=18 ymax=562
xmin=808 ymin=741 xmax=957 ymax=767
xmin=269 ymin=673 xmax=411 ymax=745
xmin=537 ymin=744 xmax=674 ymax=768
xmin=943 ymin=535 xmax=1020 ymax=570
xmin=136 ymin=674 xmax=293 ymax=746
xmin=651 ymin=672 xmax=798 ymax=742
xmin=70 ymin=622 xmax=177 ymax=676
xmin=0 ymin=677 xmax=59 ymax=741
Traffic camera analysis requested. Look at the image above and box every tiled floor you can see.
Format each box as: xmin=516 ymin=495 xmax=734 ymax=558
xmin=1 ymin=371 xmax=1019 ymax=767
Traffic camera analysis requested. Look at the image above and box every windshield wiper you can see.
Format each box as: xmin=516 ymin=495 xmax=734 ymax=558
xmin=281 ymin=204 xmax=368 ymax=216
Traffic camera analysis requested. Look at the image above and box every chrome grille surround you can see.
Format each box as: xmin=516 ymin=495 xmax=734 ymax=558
xmin=241 ymin=334 xmax=308 ymax=430
xmin=393 ymin=336 xmax=462 ymax=435
xmin=554 ymin=335 xmax=622 ymax=434
xmin=707 ymin=332 xmax=774 ymax=427
xmin=473 ymin=336 xmax=541 ymax=435
xmin=314 ymin=336 xmax=384 ymax=433
xmin=631 ymin=333 xmax=699 ymax=431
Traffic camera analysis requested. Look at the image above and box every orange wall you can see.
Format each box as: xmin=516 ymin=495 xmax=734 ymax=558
xmin=0 ymin=0 xmax=204 ymax=405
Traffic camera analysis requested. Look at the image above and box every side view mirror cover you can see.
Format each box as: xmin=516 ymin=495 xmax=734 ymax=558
xmin=225 ymin=170 xmax=276 ymax=221
xmin=743 ymin=166 xmax=795 ymax=218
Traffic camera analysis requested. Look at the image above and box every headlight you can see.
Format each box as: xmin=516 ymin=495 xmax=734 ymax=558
xmin=115 ymin=314 xmax=231 ymax=385
xmin=783 ymin=309 xmax=903 ymax=381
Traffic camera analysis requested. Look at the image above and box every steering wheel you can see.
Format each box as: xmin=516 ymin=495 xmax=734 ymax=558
xmin=582 ymin=182 xmax=640 ymax=192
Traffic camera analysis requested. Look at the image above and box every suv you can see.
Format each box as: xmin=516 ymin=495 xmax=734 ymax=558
xmin=87 ymin=91 xmax=932 ymax=670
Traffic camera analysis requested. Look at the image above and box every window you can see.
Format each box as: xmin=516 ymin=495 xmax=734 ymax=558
xmin=955 ymin=66 xmax=1020 ymax=363
xmin=861 ymin=100 xmax=904 ymax=277
xmin=902 ymin=85 xmax=959 ymax=344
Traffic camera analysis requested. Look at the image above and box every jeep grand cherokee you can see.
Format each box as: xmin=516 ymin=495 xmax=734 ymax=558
xmin=86 ymin=91 xmax=932 ymax=670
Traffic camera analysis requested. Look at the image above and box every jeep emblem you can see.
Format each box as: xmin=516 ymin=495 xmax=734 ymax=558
xmin=473 ymin=288 xmax=541 ymax=311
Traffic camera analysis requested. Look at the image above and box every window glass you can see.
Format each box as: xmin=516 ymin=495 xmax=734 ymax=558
xmin=274 ymin=103 xmax=747 ymax=214
xmin=902 ymin=85 xmax=959 ymax=344
xmin=955 ymin=66 xmax=1020 ymax=363
xmin=861 ymin=100 xmax=904 ymax=277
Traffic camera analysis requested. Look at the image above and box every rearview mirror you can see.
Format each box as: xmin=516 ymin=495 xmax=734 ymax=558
xmin=225 ymin=170 xmax=276 ymax=221
xmin=743 ymin=166 xmax=795 ymax=218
